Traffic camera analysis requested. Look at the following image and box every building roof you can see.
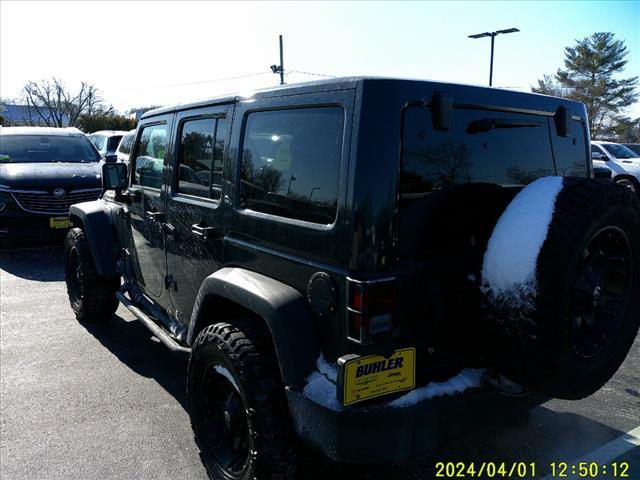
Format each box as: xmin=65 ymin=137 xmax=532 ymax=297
xmin=0 ymin=103 xmax=70 ymax=125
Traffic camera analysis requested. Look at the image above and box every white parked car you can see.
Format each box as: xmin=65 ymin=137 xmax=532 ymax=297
xmin=114 ymin=129 xmax=136 ymax=164
xmin=88 ymin=130 xmax=130 ymax=161
xmin=591 ymin=140 xmax=640 ymax=193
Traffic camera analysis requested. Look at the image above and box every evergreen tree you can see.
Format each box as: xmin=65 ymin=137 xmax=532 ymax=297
xmin=533 ymin=32 xmax=638 ymax=139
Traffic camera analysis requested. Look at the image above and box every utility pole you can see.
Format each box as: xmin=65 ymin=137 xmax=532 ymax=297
xmin=468 ymin=28 xmax=519 ymax=86
xmin=270 ymin=34 xmax=285 ymax=85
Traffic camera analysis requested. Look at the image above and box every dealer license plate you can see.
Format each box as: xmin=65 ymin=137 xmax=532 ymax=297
xmin=49 ymin=217 xmax=72 ymax=229
xmin=340 ymin=348 xmax=416 ymax=406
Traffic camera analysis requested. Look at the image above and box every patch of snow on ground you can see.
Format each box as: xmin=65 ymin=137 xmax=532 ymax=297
xmin=481 ymin=176 xmax=564 ymax=303
xmin=303 ymin=354 xmax=343 ymax=411
xmin=389 ymin=369 xmax=486 ymax=407
xmin=213 ymin=365 xmax=241 ymax=392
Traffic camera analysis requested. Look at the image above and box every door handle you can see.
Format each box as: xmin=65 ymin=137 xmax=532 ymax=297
xmin=146 ymin=210 xmax=165 ymax=223
xmin=191 ymin=223 xmax=218 ymax=240
xmin=163 ymin=223 xmax=175 ymax=237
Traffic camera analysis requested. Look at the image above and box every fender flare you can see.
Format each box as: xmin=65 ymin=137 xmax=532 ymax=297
xmin=69 ymin=201 xmax=119 ymax=277
xmin=187 ymin=267 xmax=319 ymax=390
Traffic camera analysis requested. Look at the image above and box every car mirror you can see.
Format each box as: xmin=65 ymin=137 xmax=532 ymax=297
xmin=104 ymin=154 xmax=118 ymax=163
xmin=102 ymin=162 xmax=128 ymax=191
xmin=592 ymin=151 xmax=605 ymax=161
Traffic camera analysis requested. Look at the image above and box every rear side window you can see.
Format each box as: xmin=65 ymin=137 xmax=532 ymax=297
xmin=133 ymin=124 xmax=167 ymax=189
xmin=240 ymin=107 xmax=343 ymax=224
xmin=401 ymin=107 xmax=554 ymax=196
xmin=176 ymin=117 xmax=226 ymax=200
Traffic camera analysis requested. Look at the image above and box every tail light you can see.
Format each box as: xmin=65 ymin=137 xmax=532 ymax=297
xmin=347 ymin=277 xmax=397 ymax=343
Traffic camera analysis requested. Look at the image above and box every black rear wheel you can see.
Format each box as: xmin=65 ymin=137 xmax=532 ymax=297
xmin=568 ymin=226 xmax=633 ymax=359
xmin=188 ymin=320 xmax=296 ymax=480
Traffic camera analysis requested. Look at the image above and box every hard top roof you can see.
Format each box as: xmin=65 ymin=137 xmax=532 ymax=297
xmin=141 ymin=76 xmax=586 ymax=120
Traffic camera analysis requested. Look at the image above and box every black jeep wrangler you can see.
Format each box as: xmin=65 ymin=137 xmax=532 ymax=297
xmin=63 ymin=78 xmax=640 ymax=479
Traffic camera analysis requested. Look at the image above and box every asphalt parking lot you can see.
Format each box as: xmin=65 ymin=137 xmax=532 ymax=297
xmin=1 ymin=243 xmax=638 ymax=480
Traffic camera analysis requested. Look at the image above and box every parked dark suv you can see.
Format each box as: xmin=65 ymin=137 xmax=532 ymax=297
xmin=0 ymin=127 xmax=103 ymax=240
xmin=63 ymin=78 xmax=640 ymax=480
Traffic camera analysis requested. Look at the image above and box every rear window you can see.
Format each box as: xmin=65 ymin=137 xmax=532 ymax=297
xmin=0 ymin=134 xmax=101 ymax=163
xmin=240 ymin=107 xmax=343 ymax=225
xmin=401 ymin=107 xmax=555 ymax=196
xmin=107 ymin=136 xmax=123 ymax=153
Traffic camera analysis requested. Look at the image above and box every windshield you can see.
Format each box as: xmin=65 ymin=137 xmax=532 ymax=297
xmin=0 ymin=134 xmax=101 ymax=163
xmin=601 ymin=143 xmax=638 ymax=160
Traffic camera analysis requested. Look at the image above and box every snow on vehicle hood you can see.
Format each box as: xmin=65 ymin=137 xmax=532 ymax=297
xmin=0 ymin=162 xmax=102 ymax=190
xmin=596 ymin=158 xmax=640 ymax=176
xmin=481 ymin=177 xmax=564 ymax=304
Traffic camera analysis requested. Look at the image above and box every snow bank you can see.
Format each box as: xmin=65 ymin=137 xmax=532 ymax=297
xmin=303 ymin=354 xmax=343 ymax=412
xmin=481 ymin=177 xmax=564 ymax=304
xmin=389 ymin=369 xmax=486 ymax=407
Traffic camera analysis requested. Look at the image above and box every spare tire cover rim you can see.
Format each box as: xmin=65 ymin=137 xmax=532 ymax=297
xmin=569 ymin=225 xmax=633 ymax=359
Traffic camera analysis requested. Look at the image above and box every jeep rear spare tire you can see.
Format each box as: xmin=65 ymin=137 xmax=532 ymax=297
xmin=482 ymin=177 xmax=640 ymax=399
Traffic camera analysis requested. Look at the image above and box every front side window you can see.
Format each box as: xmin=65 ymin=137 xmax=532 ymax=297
xmin=240 ymin=107 xmax=343 ymax=224
xmin=133 ymin=124 xmax=167 ymax=189
xmin=177 ymin=117 xmax=226 ymax=200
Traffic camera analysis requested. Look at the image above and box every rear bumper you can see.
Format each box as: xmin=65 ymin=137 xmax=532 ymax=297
xmin=286 ymin=387 xmax=547 ymax=463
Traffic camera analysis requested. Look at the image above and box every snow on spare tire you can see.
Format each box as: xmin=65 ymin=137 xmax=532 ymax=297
xmin=481 ymin=177 xmax=640 ymax=400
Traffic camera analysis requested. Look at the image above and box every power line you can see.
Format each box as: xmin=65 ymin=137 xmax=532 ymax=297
xmin=124 ymin=71 xmax=273 ymax=91
xmin=287 ymin=69 xmax=335 ymax=78
xmin=166 ymin=71 xmax=272 ymax=87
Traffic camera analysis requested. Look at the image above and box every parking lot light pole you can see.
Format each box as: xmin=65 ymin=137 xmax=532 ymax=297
xmin=270 ymin=34 xmax=285 ymax=85
xmin=468 ymin=28 xmax=519 ymax=86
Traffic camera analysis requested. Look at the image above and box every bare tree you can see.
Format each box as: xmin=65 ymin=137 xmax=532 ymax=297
xmin=22 ymin=78 xmax=113 ymax=127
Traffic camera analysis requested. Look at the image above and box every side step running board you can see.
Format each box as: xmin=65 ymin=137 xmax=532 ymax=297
xmin=116 ymin=291 xmax=191 ymax=357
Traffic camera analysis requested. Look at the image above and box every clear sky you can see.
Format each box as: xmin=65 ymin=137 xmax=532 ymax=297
xmin=1 ymin=1 xmax=639 ymax=116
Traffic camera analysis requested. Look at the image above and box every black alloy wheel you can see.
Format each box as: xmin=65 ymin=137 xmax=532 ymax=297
xmin=201 ymin=364 xmax=251 ymax=479
xmin=568 ymin=226 xmax=633 ymax=359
